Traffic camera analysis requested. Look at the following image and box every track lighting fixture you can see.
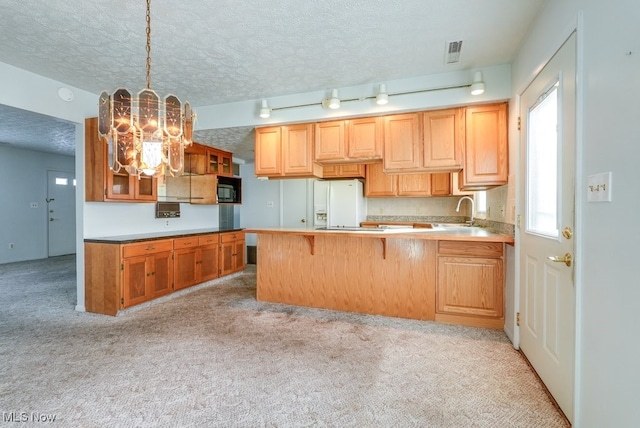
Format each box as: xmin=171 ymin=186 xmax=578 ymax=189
xmin=259 ymin=99 xmax=271 ymax=118
xmin=257 ymin=70 xmax=486 ymax=118
xmin=470 ymin=71 xmax=486 ymax=95
xmin=375 ymin=83 xmax=389 ymax=105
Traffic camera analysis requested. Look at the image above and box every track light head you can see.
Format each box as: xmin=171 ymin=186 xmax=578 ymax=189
xmin=328 ymin=89 xmax=340 ymax=109
xmin=470 ymin=71 xmax=485 ymax=96
xmin=376 ymin=83 xmax=389 ymax=105
xmin=259 ymin=99 xmax=271 ymax=118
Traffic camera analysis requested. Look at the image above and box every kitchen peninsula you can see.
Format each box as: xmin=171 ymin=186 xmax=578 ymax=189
xmin=246 ymin=225 xmax=514 ymax=329
xmin=84 ymin=228 xmax=245 ymax=316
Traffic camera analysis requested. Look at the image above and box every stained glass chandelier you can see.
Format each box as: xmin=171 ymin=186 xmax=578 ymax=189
xmin=97 ymin=0 xmax=195 ymax=177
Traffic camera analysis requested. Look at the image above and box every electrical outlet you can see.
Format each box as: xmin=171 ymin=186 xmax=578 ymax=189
xmin=165 ymin=219 xmax=170 ymax=227
xmin=9 ymin=243 xmax=14 ymax=249
xmin=499 ymin=205 xmax=505 ymax=218
xmin=266 ymin=201 xmax=274 ymax=208
xmin=30 ymin=202 xmax=38 ymax=208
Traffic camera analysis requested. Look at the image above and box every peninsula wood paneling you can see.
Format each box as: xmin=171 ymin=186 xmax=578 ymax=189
xmin=84 ymin=242 xmax=121 ymax=316
xmin=256 ymin=233 xmax=436 ymax=321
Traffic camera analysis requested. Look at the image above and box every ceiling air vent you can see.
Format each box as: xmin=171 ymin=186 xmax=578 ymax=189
xmin=446 ymin=40 xmax=463 ymax=64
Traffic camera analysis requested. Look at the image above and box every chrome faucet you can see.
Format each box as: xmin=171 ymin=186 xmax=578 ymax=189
xmin=455 ymin=196 xmax=475 ymax=225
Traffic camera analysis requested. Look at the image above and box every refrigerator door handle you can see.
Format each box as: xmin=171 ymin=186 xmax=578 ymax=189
xmin=326 ymin=184 xmax=331 ymax=227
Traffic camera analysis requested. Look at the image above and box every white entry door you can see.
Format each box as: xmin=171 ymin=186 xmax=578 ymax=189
xmin=47 ymin=170 xmax=76 ymax=257
xmin=518 ymin=32 xmax=576 ymax=422
xmin=281 ymin=179 xmax=311 ymax=228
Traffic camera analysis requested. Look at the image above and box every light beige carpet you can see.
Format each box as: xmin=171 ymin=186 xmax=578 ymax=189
xmin=0 ymin=255 xmax=568 ymax=427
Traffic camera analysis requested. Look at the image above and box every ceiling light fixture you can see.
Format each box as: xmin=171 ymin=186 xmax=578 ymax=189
xmin=327 ymin=89 xmax=341 ymax=109
xmin=259 ymin=100 xmax=271 ymax=118
xmin=97 ymin=0 xmax=195 ymax=177
xmin=375 ymin=83 xmax=389 ymax=105
xmin=257 ymin=71 xmax=485 ymax=117
xmin=470 ymin=71 xmax=486 ymax=96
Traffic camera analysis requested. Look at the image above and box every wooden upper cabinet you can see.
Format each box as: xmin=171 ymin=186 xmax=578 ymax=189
xmin=206 ymin=147 xmax=233 ymax=176
xmin=365 ymin=163 xmax=397 ymax=197
xmin=85 ymin=117 xmax=157 ymax=202
xmin=315 ymin=116 xmax=382 ymax=164
xmin=254 ymin=126 xmax=282 ymax=176
xmin=322 ymin=163 xmax=366 ymax=179
xmin=346 ymin=117 xmax=383 ymax=160
xmin=282 ymin=123 xmax=316 ymax=176
xmin=365 ymin=162 xmax=450 ymax=197
xmin=459 ymin=103 xmax=508 ymax=190
xmin=398 ymin=174 xmax=431 ymax=196
xmin=383 ymin=113 xmax=422 ymax=172
xmin=315 ymin=120 xmax=346 ymax=162
xmin=422 ymin=108 xmax=463 ymax=171
xmin=255 ymin=102 xmax=507 ymax=187
xmin=255 ymin=124 xmax=321 ymax=178
xmin=431 ymin=173 xmax=452 ymax=196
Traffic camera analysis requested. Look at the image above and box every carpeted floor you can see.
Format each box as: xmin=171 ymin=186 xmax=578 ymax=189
xmin=0 ymin=255 xmax=568 ymax=427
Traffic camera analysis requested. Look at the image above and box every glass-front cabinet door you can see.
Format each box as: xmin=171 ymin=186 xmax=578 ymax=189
xmin=105 ymin=170 xmax=157 ymax=201
xmin=206 ymin=148 xmax=233 ymax=176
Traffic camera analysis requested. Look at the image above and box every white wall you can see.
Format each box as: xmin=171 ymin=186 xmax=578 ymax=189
xmin=0 ymin=146 xmax=75 ymax=263
xmin=512 ymin=0 xmax=640 ymax=426
xmin=239 ymin=163 xmax=281 ymax=246
xmin=83 ymin=203 xmax=220 ymax=238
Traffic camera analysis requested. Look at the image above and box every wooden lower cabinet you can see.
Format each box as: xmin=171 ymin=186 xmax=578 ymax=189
xmin=219 ymin=231 xmax=245 ymax=276
xmin=173 ymin=234 xmax=220 ymax=290
xmin=436 ymin=240 xmax=504 ymax=328
xmin=84 ymin=231 xmax=244 ymax=316
xmin=121 ymin=239 xmax=174 ymax=308
xmin=198 ymin=235 xmax=221 ymax=282
xmin=123 ymin=251 xmax=173 ymax=307
xmin=173 ymin=237 xmax=200 ymax=290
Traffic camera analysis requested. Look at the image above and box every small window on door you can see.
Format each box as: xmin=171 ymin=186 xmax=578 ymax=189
xmin=527 ymin=80 xmax=559 ymax=238
xmin=55 ymin=177 xmax=69 ymax=185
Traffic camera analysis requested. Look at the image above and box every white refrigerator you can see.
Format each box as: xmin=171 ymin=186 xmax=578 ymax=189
xmin=313 ymin=179 xmax=366 ymax=228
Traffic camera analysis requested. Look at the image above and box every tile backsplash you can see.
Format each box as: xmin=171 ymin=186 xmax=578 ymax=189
xmin=366 ymin=196 xmax=463 ymax=217
xmin=365 ymin=189 xmax=515 ymax=237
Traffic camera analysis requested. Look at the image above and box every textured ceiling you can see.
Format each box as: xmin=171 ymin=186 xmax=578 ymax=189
xmin=0 ymin=0 xmax=544 ymax=160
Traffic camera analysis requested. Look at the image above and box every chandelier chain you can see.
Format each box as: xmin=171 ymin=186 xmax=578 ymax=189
xmin=145 ymin=0 xmax=152 ymax=90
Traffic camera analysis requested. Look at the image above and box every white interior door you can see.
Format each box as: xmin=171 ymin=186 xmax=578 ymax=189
xmin=281 ymin=179 xmax=310 ymax=228
xmin=518 ymin=32 xmax=576 ymax=422
xmin=47 ymin=170 xmax=76 ymax=257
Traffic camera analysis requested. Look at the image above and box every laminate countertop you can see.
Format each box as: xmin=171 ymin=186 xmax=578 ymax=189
xmin=84 ymin=228 xmax=245 ymax=244
xmin=245 ymin=225 xmax=514 ymax=244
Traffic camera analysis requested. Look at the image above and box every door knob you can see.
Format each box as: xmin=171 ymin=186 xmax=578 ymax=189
xmin=548 ymin=253 xmax=572 ymax=267
xmin=301 ymin=219 xmax=306 ymax=223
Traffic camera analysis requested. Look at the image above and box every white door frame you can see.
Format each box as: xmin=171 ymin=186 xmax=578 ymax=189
xmin=513 ymin=14 xmax=585 ymax=424
xmin=47 ymin=169 xmax=77 ymax=257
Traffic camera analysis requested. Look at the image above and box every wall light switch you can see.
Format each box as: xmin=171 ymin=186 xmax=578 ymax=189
xmin=587 ymin=172 xmax=612 ymax=202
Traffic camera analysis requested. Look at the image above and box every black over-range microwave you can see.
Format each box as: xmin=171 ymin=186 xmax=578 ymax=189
xmin=217 ymin=183 xmax=236 ymax=203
